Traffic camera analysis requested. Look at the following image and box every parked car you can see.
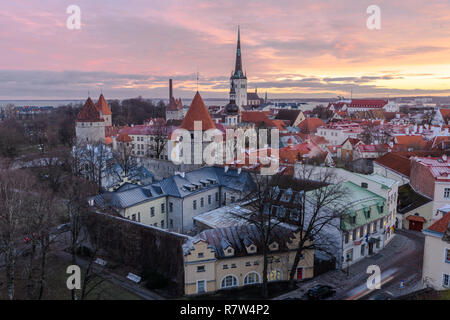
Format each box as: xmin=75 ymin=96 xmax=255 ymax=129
xmin=369 ymin=291 xmax=393 ymax=300
xmin=305 ymin=285 xmax=336 ymax=300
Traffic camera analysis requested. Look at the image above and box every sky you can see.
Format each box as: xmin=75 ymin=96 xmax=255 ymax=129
xmin=1 ymin=0 xmax=450 ymax=99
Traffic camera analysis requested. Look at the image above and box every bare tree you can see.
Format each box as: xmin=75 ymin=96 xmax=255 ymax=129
xmin=286 ymin=165 xmax=348 ymax=288
xmin=23 ymin=190 xmax=61 ymax=299
xmin=237 ymin=173 xmax=288 ymax=298
xmin=0 ymin=169 xmax=34 ymax=299
xmin=64 ymin=175 xmax=98 ymax=300
xmin=76 ymin=142 xmax=110 ymax=192
xmin=113 ymin=140 xmax=136 ymax=177
xmin=152 ymin=122 xmax=169 ymax=159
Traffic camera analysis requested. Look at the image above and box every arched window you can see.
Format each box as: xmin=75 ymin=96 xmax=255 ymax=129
xmin=244 ymin=272 xmax=260 ymax=285
xmin=267 ymin=269 xmax=282 ymax=282
xmin=221 ymin=275 xmax=238 ymax=288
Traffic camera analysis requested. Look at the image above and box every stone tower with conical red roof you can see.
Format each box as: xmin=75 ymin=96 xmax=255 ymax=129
xmin=75 ymin=97 xmax=106 ymax=144
xmin=96 ymin=93 xmax=113 ymax=126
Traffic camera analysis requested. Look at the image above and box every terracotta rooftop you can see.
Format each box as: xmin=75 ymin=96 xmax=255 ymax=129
xmin=427 ymin=212 xmax=450 ymax=234
xmin=76 ymin=97 xmax=104 ymax=122
xmin=96 ymin=94 xmax=112 ymax=116
xmin=297 ymin=117 xmax=325 ymax=133
xmin=394 ymin=135 xmax=426 ymax=148
xmin=375 ymin=151 xmax=446 ymax=177
xmin=167 ymin=97 xmax=183 ymax=111
xmin=180 ymin=92 xmax=216 ymax=131
xmin=241 ymin=111 xmax=270 ymax=123
xmin=116 ymin=131 xmax=132 ymax=143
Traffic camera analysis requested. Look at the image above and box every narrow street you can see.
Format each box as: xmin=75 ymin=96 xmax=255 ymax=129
xmin=275 ymin=229 xmax=425 ymax=300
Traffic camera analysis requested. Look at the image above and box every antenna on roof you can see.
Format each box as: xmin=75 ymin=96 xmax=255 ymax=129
xmin=196 ymin=67 xmax=199 ymax=93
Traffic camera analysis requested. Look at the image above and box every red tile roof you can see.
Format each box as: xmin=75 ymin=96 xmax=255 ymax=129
xmin=76 ymin=97 xmax=104 ymax=122
xmin=439 ymin=109 xmax=450 ymax=122
xmin=241 ymin=111 xmax=270 ymax=123
xmin=167 ymin=97 xmax=183 ymax=111
xmin=375 ymin=151 xmax=446 ymax=177
xmin=427 ymin=212 xmax=450 ymax=234
xmin=116 ymin=131 xmax=132 ymax=143
xmin=96 ymin=94 xmax=112 ymax=115
xmin=180 ymin=92 xmax=216 ymax=131
xmin=406 ymin=215 xmax=426 ymax=223
xmin=374 ymin=152 xmax=412 ymax=177
xmin=394 ymin=135 xmax=426 ymax=148
xmin=297 ymin=117 xmax=325 ymax=134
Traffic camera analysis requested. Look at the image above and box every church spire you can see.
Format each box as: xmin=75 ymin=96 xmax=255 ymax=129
xmin=233 ymin=26 xmax=244 ymax=78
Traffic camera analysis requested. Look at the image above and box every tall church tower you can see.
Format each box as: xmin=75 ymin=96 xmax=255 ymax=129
xmin=230 ymin=26 xmax=247 ymax=108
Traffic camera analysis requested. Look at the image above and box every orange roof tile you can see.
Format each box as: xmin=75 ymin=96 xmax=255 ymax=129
xmin=96 ymin=94 xmax=112 ymax=116
xmin=180 ymin=92 xmax=216 ymax=131
xmin=427 ymin=212 xmax=450 ymax=234
xmin=298 ymin=117 xmax=325 ymax=134
xmin=116 ymin=131 xmax=132 ymax=143
xmin=76 ymin=97 xmax=104 ymax=122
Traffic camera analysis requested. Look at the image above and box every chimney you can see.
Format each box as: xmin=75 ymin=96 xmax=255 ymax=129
xmin=169 ymin=79 xmax=173 ymax=100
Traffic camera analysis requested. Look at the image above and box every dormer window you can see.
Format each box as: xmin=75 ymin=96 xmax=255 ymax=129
xmin=269 ymin=242 xmax=279 ymax=251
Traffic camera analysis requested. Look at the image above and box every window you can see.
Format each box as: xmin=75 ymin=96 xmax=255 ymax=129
xmin=131 ymin=214 xmax=136 ymax=221
xmin=361 ymin=244 xmax=365 ymax=256
xmin=231 ymin=196 xmax=236 ymax=203
xmin=445 ymin=188 xmax=450 ymax=198
xmin=198 ymin=252 xmax=204 ymax=258
xmin=244 ymin=272 xmax=260 ymax=285
xmin=208 ymin=195 xmax=211 ymax=205
xmin=169 ymin=219 xmax=173 ymax=228
xmin=231 ymin=263 xmax=237 ymax=268
xmin=200 ymin=197 xmax=204 ymax=207
xmin=169 ymin=202 xmax=173 ymax=212
xmin=197 ymin=280 xmax=206 ymax=294
xmin=215 ymin=192 xmax=219 ymax=202
xmin=137 ymin=212 xmax=141 ymax=222
xmin=223 ymin=264 xmax=228 ymax=270
xmin=360 ymin=227 xmax=364 ymax=238
xmin=193 ymin=200 xmax=197 ymax=210
xmin=267 ymin=269 xmax=281 ymax=281
xmin=361 ymin=182 xmax=368 ymax=189
xmin=379 ymin=219 xmax=383 ymax=229
xmin=345 ymin=249 xmax=353 ymax=262
xmin=161 ymin=220 xmax=164 ymax=228
xmin=445 ymin=249 xmax=450 ymax=263
xmin=197 ymin=266 xmax=205 ymax=273
xmin=443 ymin=274 xmax=450 ymax=288
xmin=221 ymin=275 xmax=238 ymax=288
xmin=352 ymin=229 xmax=357 ymax=241
xmin=344 ymin=233 xmax=349 ymax=244
xmin=150 ymin=207 xmax=155 ymax=217
xmin=351 ymin=216 xmax=356 ymax=224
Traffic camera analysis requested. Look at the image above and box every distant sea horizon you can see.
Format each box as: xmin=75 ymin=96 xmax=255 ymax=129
xmin=0 ymin=98 xmax=331 ymax=108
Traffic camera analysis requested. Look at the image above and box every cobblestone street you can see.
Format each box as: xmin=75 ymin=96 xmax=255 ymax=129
xmin=275 ymin=229 xmax=425 ymax=300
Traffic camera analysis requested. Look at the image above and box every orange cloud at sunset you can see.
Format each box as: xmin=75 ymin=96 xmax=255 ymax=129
xmin=0 ymin=0 xmax=450 ymax=99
